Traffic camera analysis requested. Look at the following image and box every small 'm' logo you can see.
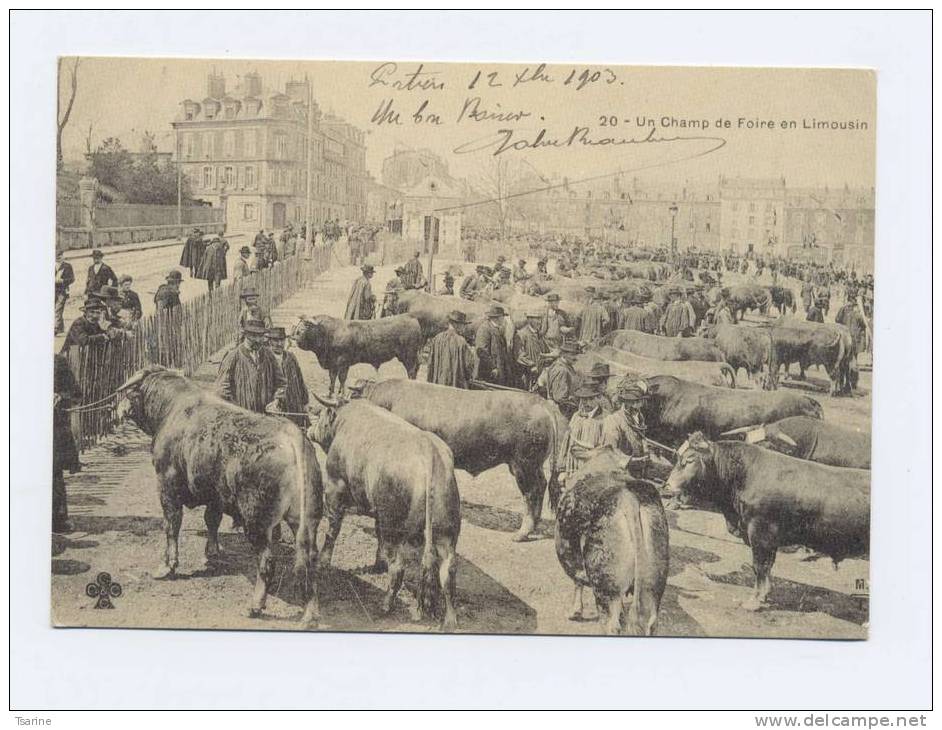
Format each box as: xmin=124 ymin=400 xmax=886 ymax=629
xmin=85 ymin=572 xmax=122 ymax=609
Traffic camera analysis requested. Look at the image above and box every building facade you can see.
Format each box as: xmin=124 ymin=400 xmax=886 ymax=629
xmin=172 ymin=72 xmax=368 ymax=234
xmin=718 ymin=176 xmax=787 ymax=255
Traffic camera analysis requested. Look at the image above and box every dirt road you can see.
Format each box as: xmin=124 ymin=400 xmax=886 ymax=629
xmin=52 ymin=259 xmax=869 ymax=638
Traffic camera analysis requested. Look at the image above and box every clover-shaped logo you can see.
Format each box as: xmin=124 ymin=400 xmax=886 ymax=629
xmin=85 ymin=572 xmax=122 ymax=609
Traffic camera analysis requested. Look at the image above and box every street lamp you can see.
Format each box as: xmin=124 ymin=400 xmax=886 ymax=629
xmin=669 ymin=202 xmax=679 ymax=255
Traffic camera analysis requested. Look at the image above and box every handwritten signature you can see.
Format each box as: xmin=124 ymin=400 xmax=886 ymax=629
xmin=369 ymin=62 xmax=445 ymax=92
xmin=453 ymin=126 xmax=728 ymax=157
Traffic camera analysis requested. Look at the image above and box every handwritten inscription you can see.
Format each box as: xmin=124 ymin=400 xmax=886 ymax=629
xmin=457 ymin=97 xmax=531 ymax=124
xmin=370 ymin=62 xmax=445 ymax=92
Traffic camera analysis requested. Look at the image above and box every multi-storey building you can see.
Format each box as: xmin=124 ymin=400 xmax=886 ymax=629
xmin=784 ymin=186 xmax=875 ymax=271
xmin=172 ymin=72 xmax=367 ymax=234
xmin=718 ymin=176 xmax=787 ymax=254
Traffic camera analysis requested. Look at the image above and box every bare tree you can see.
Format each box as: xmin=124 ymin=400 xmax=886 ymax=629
xmin=471 ymin=158 xmax=539 ymax=243
xmin=84 ymin=121 xmax=95 ymax=157
xmin=57 ymin=57 xmax=80 ymax=171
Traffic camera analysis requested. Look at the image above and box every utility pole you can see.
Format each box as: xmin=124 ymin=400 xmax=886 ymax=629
xmin=305 ymin=75 xmax=314 ymax=253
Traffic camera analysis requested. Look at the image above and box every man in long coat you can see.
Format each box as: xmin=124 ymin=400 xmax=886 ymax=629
xmin=85 ymin=250 xmax=118 ymax=295
xmin=199 ymin=236 xmax=229 ymax=291
xmin=619 ymin=296 xmax=653 ymax=333
xmin=661 ymin=291 xmax=696 ymax=337
xmin=541 ymin=341 xmax=580 ymax=419
xmin=578 ymin=287 xmax=610 ymax=344
xmin=179 ymin=228 xmax=202 ymax=276
xmin=402 ymin=252 xmax=425 ymax=290
xmin=266 ymin=327 xmax=309 ymax=427
xmin=539 ymin=293 xmax=572 ymax=350
xmin=53 ymin=354 xmax=82 ymax=532
xmin=216 ymin=319 xmax=286 ymax=414
xmin=55 ymin=249 xmax=75 ymax=335
xmin=344 ymin=264 xmax=376 ymax=320
xmin=60 ymin=298 xmax=110 ymax=353
xmin=474 ymin=304 xmax=514 ymax=386
xmin=515 ymin=311 xmax=547 ymax=390
xmin=155 ymin=270 xmax=183 ymax=311
xmin=427 ymin=310 xmax=477 ymax=389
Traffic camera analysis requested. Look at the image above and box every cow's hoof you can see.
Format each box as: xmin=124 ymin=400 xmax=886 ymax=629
xmin=441 ymin=616 xmax=459 ymax=633
xmin=152 ymin=565 xmax=175 ymax=580
xmin=380 ymin=599 xmax=394 ymax=616
xmin=511 ymin=530 xmax=531 ymax=543
xmin=248 ymin=608 xmax=264 ymax=619
xmin=568 ymin=609 xmax=584 ymax=622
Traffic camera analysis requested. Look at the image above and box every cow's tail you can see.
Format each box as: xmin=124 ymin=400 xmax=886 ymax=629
xmin=623 ymin=494 xmax=665 ymax=636
xmin=539 ymin=400 xmax=566 ymax=513
xmin=719 ymin=362 xmax=736 ymax=389
xmin=419 ymin=446 xmax=439 ymax=620
xmin=291 ymin=432 xmax=317 ymax=603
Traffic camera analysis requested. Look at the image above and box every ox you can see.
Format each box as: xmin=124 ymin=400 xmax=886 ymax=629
xmin=723 ymin=284 xmax=772 ymax=321
xmin=707 ymin=323 xmax=774 ymax=384
xmin=722 ymin=416 xmax=871 ymax=469
xmin=114 ymin=366 xmax=323 ymax=625
xmin=608 ymin=329 xmax=725 ymax=362
xmin=555 ymin=447 xmax=669 ymax=635
xmin=770 ymin=319 xmax=857 ymax=396
xmin=639 ymin=375 xmax=823 ymax=446
xmin=292 ymin=314 xmax=422 ymax=395
xmin=363 ymin=379 xmax=568 ymax=541
xmin=307 ymin=397 xmax=461 ymax=631
xmin=769 ymin=286 xmax=797 ymax=316
xmin=387 ymin=290 xmax=520 ymax=346
xmin=576 ymin=346 xmax=736 ymax=389
xmin=664 ymin=432 xmax=869 ymax=610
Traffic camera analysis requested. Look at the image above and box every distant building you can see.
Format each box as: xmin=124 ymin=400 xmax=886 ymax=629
xmin=171 ymin=72 xmax=367 ymax=233
xmin=365 ymin=175 xmax=402 ymax=227
xmin=719 ymin=176 xmax=786 ymax=254
xmin=784 ymin=186 xmax=875 ymax=272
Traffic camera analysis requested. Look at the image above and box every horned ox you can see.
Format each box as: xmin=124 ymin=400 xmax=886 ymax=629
xmin=362 ymin=379 xmax=568 ymax=541
xmin=607 ymin=329 xmax=726 ymax=362
xmin=664 ymin=432 xmax=869 ymax=611
xmin=114 ymin=366 xmax=323 ymax=625
xmin=308 ymin=397 xmax=461 ymax=631
xmin=723 ymin=416 xmax=871 ymax=469
xmin=292 ymin=314 xmax=422 ymax=395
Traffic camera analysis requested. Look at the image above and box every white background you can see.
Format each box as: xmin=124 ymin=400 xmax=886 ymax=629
xmin=8 ymin=10 xmax=933 ymax=711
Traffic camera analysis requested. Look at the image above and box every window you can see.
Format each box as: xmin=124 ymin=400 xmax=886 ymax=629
xmin=274 ymin=134 xmax=288 ymax=159
xmin=184 ymin=134 xmax=195 ymax=159
xmin=224 ymin=166 xmax=234 ymax=187
xmin=225 ymin=104 xmax=236 ymax=120
xmin=223 ymin=131 xmax=235 ymax=158
xmin=705 ymin=223 xmax=711 ymax=232
xmin=244 ymin=131 xmax=256 ymax=157
xmin=201 ymin=166 xmax=213 ymax=189
xmin=245 ymin=165 xmax=256 ymax=189
xmin=243 ymin=204 xmax=256 ymax=221
xmin=749 ymin=216 xmax=755 ymax=225
xmin=269 ymin=167 xmax=277 ymax=186
xmin=749 ymin=203 xmax=756 ymax=212
xmin=203 ymin=133 xmax=212 ymax=160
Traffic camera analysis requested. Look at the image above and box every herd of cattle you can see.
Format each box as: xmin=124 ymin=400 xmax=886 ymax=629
xmin=111 ymin=259 xmax=871 ymax=636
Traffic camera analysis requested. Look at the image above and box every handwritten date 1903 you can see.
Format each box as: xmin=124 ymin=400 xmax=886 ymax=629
xmin=468 ymin=65 xmax=619 ymax=91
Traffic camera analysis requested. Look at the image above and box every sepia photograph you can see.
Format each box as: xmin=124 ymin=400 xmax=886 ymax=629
xmin=48 ymin=56 xmax=878 ymax=641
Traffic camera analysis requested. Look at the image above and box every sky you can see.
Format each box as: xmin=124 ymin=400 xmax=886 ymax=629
xmin=59 ymin=57 xmax=876 ymax=190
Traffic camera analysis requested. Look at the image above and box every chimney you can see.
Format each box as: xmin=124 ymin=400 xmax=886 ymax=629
xmin=285 ymin=78 xmax=309 ymax=102
xmin=207 ymin=71 xmax=225 ymax=99
xmin=244 ymin=72 xmax=262 ymax=97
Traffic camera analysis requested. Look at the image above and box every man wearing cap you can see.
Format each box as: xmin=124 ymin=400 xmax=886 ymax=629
xmin=233 ymin=246 xmax=254 ymax=279
xmin=402 ymin=251 xmax=425 ymax=290
xmin=55 ymin=249 xmax=75 ymax=335
xmin=427 ymin=310 xmax=477 ymax=388
xmin=459 ymin=265 xmax=486 ymax=300
xmin=239 ymin=287 xmax=272 ymax=334
xmin=539 ymin=292 xmax=571 ymax=350
xmin=475 ymin=304 xmax=514 ymax=386
xmin=85 ymin=249 xmax=117 ymax=295
xmin=601 ymin=380 xmax=653 ymax=478
xmin=216 ymin=319 xmax=286 ymax=414
xmin=155 ymin=270 xmax=183 ymax=311
xmin=515 ymin=311 xmax=547 ymax=390
xmin=118 ymin=275 xmax=142 ymax=323
xmin=344 ymin=264 xmax=376 ymax=320
xmin=266 ymin=327 xmax=308 ymax=427
xmin=579 ymin=361 xmax=615 ymax=414
xmin=95 ymin=285 xmax=127 ymax=329
xmin=806 ymin=295 xmax=826 ymax=323
xmin=513 ymin=259 xmax=530 ymax=285
xmin=441 ymin=271 xmax=455 ymax=296
xmin=60 ymin=298 xmax=110 ymax=353
xmin=561 ymin=381 xmax=608 ymax=478
xmin=542 ymin=341 xmax=580 ymax=418
xmin=578 ymin=287 xmax=610 ymax=344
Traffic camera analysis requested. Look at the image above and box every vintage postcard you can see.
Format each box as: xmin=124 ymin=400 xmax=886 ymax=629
xmin=53 ymin=58 xmax=874 ymax=639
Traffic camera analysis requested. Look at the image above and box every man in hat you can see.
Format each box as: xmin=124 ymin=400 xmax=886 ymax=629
xmin=60 ymin=298 xmax=106 ymax=352
xmin=239 ymin=287 xmax=272 ymax=333
xmin=536 ymin=257 xmax=549 ymax=277
xmin=619 ymin=294 xmax=650 ymax=333
xmin=806 ymin=295 xmax=826 ymax=323
xmin=53 ymin=353 xmax=82 ymax=532
xmin=118 ymin=275 xmax=142 ymax=323
xmin=459 ymin=265 xmax=487 ymax=300
xmin=200 ymin=236 xmax=229 ymax=291
xmin=474 ymin=304 xmax=514 ymax=386
xmin=579 ymin=361 xmax=615 ymax=414
xmin=233 ymin=246 xmax=254 ymax=279
xmin=95 ymin=285 xmax=127 ymax=329
xmin=427 ymin=310 xmax=477 ymax=389
xmin=539 ymin=292 xmax=571 ymax=350
xmin=391 ymin=266 xmax=408 ymax=292
xmin=712 ymin=290 xmax=735 ymax=327
xmin=344 ymin=264 xmax=376 ymax=320
xmin=55 ymin=248 xmax=75 ymax=334
xmin=578 ymin=286 xmax=610 ymax=344
xmin=402 ymin=251 xmax=425 ymax=290
xmin=661 ymin=289 xmax=697 ymax=337
xmin=515 ymin=311 xmax=548 ymax=390
xmin=180 ymin=227 xmax=201 ymax=277
xmin=441 ymin=271 xmax=455 ymax=296
xmin=541 ymin=341 xmax=580 ymax=418
xmin=494 ymin=255 xmax=508 ymax=277
xmin=85 ymin=249 xmax=117 ymax=295
xmin=266 ymin=326 xmax=308 ymax=427
xmin=561 ymin=380 xmax=608 ymax=478
xmin=601 ymin=380 xmax=654 ymax=479
xmin=216 ymin=319 xmax=286 ymax=414
xmin=155 ymin=270 xmax=183 ymax=311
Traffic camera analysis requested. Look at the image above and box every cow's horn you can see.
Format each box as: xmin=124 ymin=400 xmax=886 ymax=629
xmin=115 ymin=370 xmax=148 ymax=392
xmin=720 ymin=424 xmax=762 ymax=437
xmin=744 ymin=426 xmax=768 ymax=445
xmin=312 ymin=392 xmax=339 ymax=408
xmin=770 ymin=430 xmax=798 ymax=449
